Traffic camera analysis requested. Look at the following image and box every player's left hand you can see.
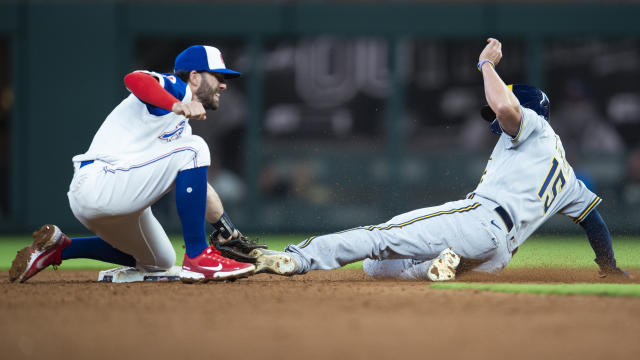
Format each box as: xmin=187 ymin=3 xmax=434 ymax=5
xmin=595 ymin=257 xmax=632 ymax=279
xmin=478 ymin=38 xmax=502 ymax=66
xmin=598 ymin=266 xmax=633 ymax=279
xmin=172 ymin=101 xmax=207 ymax=120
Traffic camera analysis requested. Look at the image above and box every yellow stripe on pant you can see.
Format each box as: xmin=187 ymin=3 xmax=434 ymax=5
xmin=299 ymin=203 xmax=481 ymax=248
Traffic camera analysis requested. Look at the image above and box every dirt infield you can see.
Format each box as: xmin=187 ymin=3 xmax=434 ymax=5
xmin=2 ymin=268 xmax=640 ymax=360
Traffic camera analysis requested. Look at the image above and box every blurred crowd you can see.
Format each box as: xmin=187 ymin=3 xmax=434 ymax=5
xmin=2 ymin=37 xmax=639 ymax=227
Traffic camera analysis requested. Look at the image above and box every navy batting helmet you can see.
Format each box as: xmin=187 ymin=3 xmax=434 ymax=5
xmin=480 ymin=84 xmax=550 ymax=123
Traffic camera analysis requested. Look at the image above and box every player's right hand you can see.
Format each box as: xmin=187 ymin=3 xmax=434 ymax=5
xmin=479 ymin=38 xmax=502 ymax=66
xmin=172 ymin=101 xmax=207 ymax=120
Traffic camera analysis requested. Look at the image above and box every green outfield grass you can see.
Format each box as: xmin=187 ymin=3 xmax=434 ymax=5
xmin=1 ymin=234 xmax=639 ymax=271
xmin=430 ymin=283 xmax=640 ymax=297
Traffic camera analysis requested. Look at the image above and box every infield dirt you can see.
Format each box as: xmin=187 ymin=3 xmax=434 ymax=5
xmin=2 ymin=268 xmax=640 ymax=360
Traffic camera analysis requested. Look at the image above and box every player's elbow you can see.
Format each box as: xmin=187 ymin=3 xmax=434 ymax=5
xmin=495 ymin=104 xmax=521 ymax=135
xmin=123 ymin=72 xmax=140 ymax=90
xmin=494 ymin=103 xmax=520 ymax=123
xmin=123 ymin=72 xmax=157 ymax=91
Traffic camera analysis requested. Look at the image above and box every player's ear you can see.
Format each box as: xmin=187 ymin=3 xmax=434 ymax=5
xmin=188 ymin=70 xmax=201 ymax=86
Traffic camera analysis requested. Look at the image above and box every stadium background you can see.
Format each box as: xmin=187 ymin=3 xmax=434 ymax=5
xmin=0 ymin=2 xmax=639 ymax=236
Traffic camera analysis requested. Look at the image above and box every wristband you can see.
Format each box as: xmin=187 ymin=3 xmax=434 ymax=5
xmin=477 ymin=59 xmax=495 ymax=72
xmin=212 ymin=212 xmax=236 ymax=239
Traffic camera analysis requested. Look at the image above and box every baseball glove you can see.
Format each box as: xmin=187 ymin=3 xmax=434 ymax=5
xmin=210 ymin=233 xmax=267 ymax=264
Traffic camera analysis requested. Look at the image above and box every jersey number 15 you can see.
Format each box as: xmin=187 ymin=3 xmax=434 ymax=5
xmin=538 ymin=157 xmax=566 ymax=213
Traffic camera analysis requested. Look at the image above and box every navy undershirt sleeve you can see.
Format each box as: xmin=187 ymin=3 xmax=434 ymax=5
xmin=578 ymin=209 xmax=616 ymax=268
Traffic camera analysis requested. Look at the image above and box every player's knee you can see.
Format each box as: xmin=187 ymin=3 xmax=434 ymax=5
xmin=362 ymin=259 xmax=379 ymax=277
xmin=190 ymin=135 xmax=211 ymax=166
xmin=156 ymin=248 xmax=177 ymax=270
xmin=363 ymin=258 xmax=412 ymax=278
xmin=139 ymin=248 xmax=176 ymax=271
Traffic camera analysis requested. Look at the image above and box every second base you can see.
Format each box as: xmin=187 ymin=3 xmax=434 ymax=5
xmin=98 ymin=266 xmax=181 ymax=283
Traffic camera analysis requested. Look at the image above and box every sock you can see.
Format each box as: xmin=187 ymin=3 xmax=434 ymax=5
xmin=579 ymin=209 xmax=616 ymax=268
xmin=175 ymin=166 xmax=209 ymax=258
xmin=61 ymin=236 xmax=136 ymax=267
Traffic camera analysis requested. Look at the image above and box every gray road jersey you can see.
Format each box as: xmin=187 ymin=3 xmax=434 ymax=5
xmin=471 ymin=107 xmax=601 ymax=249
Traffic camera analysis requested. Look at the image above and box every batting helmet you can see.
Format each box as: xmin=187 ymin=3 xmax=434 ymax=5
xmin=480 ymin=84 xmax=550 ymax=123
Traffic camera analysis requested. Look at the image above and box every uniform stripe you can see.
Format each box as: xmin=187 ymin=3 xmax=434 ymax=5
xmin=103 ymin=147 xmax=198 ymax=174
xmin=574 ymin=196 xmax=602 ymax=223
xmin=297 ymin=203 xmax=481 ymax=249
xmin=375 ymin=203 xmax=481 ymax=230
xmin=299 ymin=236 xmax=317 ymax=249
xmin=511 ymin=106 xmax=525 ymax=143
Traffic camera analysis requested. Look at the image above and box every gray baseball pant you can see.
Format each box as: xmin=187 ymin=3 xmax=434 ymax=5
xmin=285 ymin=196 xmax=514 ymax=277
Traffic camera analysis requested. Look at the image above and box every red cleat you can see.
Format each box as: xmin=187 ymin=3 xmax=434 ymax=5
xmin=180 ymin=245 xmax=255 ymax=283
xmin=9 ymin=224 xmax=72 ymax=283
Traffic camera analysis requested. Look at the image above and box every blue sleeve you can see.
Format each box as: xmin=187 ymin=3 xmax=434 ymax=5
xmin=143 ymin=72 xmax=187 ymax=116
xmin=578 ymin=209 xmax=616 ymax=269
xmin=161 ymin=73 xmax=187 ymax=100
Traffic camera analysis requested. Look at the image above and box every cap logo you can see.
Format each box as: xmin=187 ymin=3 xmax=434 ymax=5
xmin=204 ymin=46 xmax=225 ymax=70
xmin=540 ymin=92 xmax=548 ymax=105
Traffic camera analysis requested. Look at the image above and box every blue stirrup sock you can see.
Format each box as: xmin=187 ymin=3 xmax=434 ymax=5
xmin=579 ymin=209 xmax=616 ymax=267
xmin=61 ymin=236 xmax=136 ymax=267
xmin=175 ymin=166 xmax=209 ymax=259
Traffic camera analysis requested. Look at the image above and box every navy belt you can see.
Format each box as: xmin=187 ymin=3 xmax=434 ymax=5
xmin=494 ymin=206 xmax=513 ymax=232
xmin=80 ymin=160 xmax=94 ymax=168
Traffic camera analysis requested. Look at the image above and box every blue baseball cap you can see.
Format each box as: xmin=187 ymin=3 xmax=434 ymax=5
xmin=481 ymin=84 xmax=550 ymax=122
xmin=174 ymin=45 xmax=241 ymax=79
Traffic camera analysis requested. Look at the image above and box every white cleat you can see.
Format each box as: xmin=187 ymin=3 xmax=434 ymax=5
xmin=249 ymin=248 xmax=299 ymax=276
xmin=427 ymin=248 xmax=461 ymax=282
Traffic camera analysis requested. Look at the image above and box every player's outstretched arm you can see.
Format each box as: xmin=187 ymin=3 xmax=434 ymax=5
xmin=205 ymin=182 xmax=267 ymax=262
xmin=205 ymin=183 xmax=225 ymax=225
xmin=578 ymin=210 xmax=631 ymax=278
xmin=206 ymin=183 xmax=268 ymax=261
xmin=205 ymin=183 xmax=239 ymax=240
xmin=478 ymin=38 xmax=521 ymax=137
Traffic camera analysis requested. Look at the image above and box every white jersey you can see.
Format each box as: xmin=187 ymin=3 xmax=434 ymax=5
xmin=72 ymin=71 xmax=193 ymax=168
xmin=471 ymin=107 xmax=601 ymax=249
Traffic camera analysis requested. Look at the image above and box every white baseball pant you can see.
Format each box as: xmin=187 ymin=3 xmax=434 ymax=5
xmin=67 ymin=135 xmax=210 ymax=271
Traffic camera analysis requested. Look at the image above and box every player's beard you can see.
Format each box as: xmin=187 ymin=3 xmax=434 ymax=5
xmin=195 ymin=80 xmax=219 ymax=110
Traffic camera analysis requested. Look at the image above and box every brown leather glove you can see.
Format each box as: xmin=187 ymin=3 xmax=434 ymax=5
xmin=209 ymin=233 xmax=267 ymax=264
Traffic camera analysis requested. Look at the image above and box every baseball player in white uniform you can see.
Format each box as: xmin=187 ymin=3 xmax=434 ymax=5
xmin=251 ymin=38 xmax=630 ymax=281
xmin=10 ymin=45 xmax=257 ymax=283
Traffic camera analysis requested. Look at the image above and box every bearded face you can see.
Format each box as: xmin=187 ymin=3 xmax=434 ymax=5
xmin=195 ymin=72 xmax=225 ymax=110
